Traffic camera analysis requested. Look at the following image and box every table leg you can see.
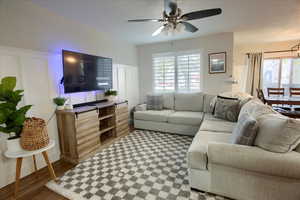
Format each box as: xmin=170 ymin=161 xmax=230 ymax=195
xmin=32 ymin=155 xmax=38 ymax=178
xmin=15 ymin=157 xmax=23 ymax=199
xmin=42 ymin=151 xmax=57 ymax=181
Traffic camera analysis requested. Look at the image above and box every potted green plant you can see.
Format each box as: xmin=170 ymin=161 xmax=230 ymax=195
xmin=0 ymin=77 xmax=32 ymax=152
xmin=53 ymin=97 xmax=67 ymax=110
xmin=104 ymin=89 xmax=118 ymax=102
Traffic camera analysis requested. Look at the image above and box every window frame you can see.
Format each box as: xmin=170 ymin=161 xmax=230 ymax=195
xmin=262 ymin=56 xmax=299 ymax=91
xmin=152 ymin=50 xmax=201 ymax=93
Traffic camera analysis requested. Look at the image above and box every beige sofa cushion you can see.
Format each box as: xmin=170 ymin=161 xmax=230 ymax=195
xmin=203 ymin=113 xmax=225 ymax=121
xmin=208 ymin=142 xmax=300 ymax=179
xmin=167 ymin=111 xmax=204 ymax=126
xmin=174 ymin=92 xmax=204 ymax=112
xmin=200 ymin=119 xmax=236 ymax=133
xmin=134 ymin=110 xmax=174 ymax=122
xmin=187 ymin=131 xmax=232 ymax=170
xmin=162 ymin=93 xmax=174 ymax=109
xmin=254 ymin=114 xmax=300 ymax=153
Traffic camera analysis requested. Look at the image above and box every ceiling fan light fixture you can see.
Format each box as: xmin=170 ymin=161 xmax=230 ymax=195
xmin=129 ymin=0 xmax=222 ymax=37
xmin=176 ymin=22 xmax=184 ymax=32
xmin=152 ymin=26 xmax=165 ymax=37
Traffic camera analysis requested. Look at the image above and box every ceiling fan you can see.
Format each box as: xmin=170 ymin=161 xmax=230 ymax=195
xmin=128 ymin=0 xmax=222 ymax=36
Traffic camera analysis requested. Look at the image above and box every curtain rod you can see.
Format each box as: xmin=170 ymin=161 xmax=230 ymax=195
xmin=246 ymin=49 xmax=296 ymax=55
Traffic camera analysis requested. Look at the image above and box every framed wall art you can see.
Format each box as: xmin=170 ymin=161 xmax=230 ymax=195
xmin=209 ymin=52 xmax=226 ymax=74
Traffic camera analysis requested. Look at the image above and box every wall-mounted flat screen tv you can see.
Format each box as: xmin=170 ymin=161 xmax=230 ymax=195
xmin=62 ymin=50 xmax=112 ymax=93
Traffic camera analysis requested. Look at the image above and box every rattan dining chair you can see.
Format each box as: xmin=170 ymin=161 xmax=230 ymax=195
xmin=290 ymin=88 xmax=300 ymax=97
xmin=264 ymin=88 xmax=291 ymax=111
xmin=290 ymin=88 xmax=300 ymax=111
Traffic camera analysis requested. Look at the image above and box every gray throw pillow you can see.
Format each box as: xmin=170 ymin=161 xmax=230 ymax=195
xmin=254 ymin=114 xmax=300 ymax=153
xmin=214 ymin=96 xmax=240 ymax=122
xmin=147 ymin=95 xmax=163 ymax=110
xmin=232 ymin=113 xmax=258 ymax=146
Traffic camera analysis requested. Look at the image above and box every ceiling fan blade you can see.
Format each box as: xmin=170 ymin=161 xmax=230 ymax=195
xmin=152 ymin=25 xmax=165 ymax=37
xmin=181 ymin=8 xmax=222 ymax=21
xmin=128 ymin=19 xmax=164 ymax=22
xmin=180 ymin=21 xmax=198 ymax=33
xmin=164 ymin=0 xmax=178 ymax=15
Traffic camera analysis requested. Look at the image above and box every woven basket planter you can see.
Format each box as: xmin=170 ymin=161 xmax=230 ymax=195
xmin=21 ymin=117 xmax=50 ymax=151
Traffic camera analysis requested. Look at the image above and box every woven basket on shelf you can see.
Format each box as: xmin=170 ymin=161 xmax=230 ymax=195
xmin=20 ymin=117 xmax=50 ymax=151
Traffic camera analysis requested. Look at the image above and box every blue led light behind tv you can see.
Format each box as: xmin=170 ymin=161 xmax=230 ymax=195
xmin=62 ymin=50 xmax=112 ymax=94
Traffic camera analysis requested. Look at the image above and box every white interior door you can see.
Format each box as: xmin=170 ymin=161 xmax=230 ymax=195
xmin=117 ymin=65 xmax=127 ymax=101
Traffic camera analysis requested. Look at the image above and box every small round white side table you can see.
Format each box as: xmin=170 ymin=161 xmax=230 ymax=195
xmin=4 ymin=139 xmax=57 ymax=199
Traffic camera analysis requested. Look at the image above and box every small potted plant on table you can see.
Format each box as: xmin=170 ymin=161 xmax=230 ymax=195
xmin=53 ymin=97 xmax=67 ymax=110
xmin=104 ymin=89 xmax=118 ymax=102
xmin=0 ymin=77 xmax=32 ymax=152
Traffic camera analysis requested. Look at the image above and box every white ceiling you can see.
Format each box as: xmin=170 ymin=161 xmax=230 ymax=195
xmin=28 ymin=0 xmax=300 ymax=45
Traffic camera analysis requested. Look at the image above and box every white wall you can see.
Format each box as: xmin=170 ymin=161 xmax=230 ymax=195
xmin=0 ymin=0 xmax=139 ymax=188
xmin=0 ymin=0 xmax=137 ymax=66
xmin=0 ymin=46 xmax=60 ymax=188
xmin=233 ymin=39 xmax=299 ymax=92
xmin=137 ymin=33 xmax=234 ymax=102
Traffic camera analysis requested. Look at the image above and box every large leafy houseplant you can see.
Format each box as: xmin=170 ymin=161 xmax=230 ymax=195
xmin=0 ymin=77 xmax=32 ymax=139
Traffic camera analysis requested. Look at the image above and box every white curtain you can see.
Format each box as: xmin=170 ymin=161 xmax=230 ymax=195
xmin=244 ymin=53 xmax=263 ymax=96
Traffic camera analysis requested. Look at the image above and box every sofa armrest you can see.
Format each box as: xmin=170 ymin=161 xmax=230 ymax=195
xmin=135 ymin=104 xmax=147 ymax=111
xmin=208 ymin=142 xmax=300 ymax=179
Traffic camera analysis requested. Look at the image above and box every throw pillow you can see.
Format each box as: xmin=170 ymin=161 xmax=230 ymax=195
xmin=254 ymin=114 xmax=300 ymax=153
xmin=146 ymin=95 xmax=163 ymax=110
xmin=232 ymin=113 xmax=258 ymax=146
xmin=214 ymin=96 xmax=240 ymax=122
xmin=238 ymin=99 xmax=276 ymax=121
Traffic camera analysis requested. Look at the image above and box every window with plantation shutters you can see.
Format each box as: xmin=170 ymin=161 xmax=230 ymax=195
xmin=153 ymin=51 xmax=201 ymax=92
xmin=153 ymin=55 xmax=176 ymax=92
xmin=177 ymin=54 xmax=201 ymax=92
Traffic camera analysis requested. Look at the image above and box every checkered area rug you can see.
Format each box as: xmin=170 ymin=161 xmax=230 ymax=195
xmin=47 ymin=130 xmax=229 ymax=200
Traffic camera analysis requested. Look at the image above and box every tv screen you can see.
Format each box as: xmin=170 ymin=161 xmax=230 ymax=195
xmin=62 ymin=50 xmax=112 ymax=93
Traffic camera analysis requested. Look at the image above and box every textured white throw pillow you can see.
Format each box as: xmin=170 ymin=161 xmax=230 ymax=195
xmin=254 ymin=114 xmax=300 ymax=153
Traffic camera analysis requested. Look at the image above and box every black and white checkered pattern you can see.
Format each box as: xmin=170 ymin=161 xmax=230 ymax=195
xmin=51 ymin=130 xmax=229 ymax=200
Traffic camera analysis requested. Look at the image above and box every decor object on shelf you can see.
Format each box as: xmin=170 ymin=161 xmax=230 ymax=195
xmin=128 ymin=0 xmax=222 ymax=36
xmin=209 ymin=52 xmax=226 ymax=74
xmin=0 ymin=76 xmax=32 ymax=151
xmin=64 ymin=101 xmax=73 ymax=110
xmin=104 ymin=89 xmax=118 ymax=102
xmin=53 ymin=97 xmax=67 ymax=110
xmin=20 ymin=117 xmax=50 ymax=151
xmin=5 ymin=140 xmax=57 ymax=199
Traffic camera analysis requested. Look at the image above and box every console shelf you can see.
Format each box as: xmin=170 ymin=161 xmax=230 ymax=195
xmin=56 ymin=100 xmax=129 ymax=164
xmin=99 ymin=114 xmax=114 ymax=121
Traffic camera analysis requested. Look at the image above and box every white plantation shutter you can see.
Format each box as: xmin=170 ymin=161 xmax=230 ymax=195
xmin=177 ymin=54 xmax=201 ymax=91
xmin=153 ymin=51 xmax=200 ymax=92
xmin=153 ymin=55 xmax=176 ymax=92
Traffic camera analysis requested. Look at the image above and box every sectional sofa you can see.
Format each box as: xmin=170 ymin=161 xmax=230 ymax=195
xmin=133 ymin=92 xmax=300 ymax=200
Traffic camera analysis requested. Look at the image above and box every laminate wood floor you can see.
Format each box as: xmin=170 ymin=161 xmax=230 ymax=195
xmin=1 ymin=160 xmax=74 ymax=200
